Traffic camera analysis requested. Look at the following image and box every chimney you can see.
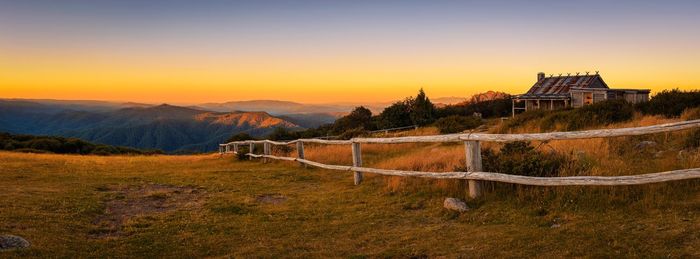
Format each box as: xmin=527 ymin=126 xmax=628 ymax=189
xmin=537 ymin=72 xmax=545 ymax=81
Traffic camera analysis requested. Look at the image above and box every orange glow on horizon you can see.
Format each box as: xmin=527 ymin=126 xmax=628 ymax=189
xmin=2 ymin=1 xmax=699 ymax=104
xmin=2 ymin=57 xmax=698 ymax=104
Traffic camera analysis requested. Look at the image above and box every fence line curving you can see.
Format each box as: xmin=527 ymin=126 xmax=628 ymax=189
xmin=220 ymin=119 xmax=700 ymax=198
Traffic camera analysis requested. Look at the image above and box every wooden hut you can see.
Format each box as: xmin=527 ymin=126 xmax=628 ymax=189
xmin=512 ymin=72 xmax=650 ymax=116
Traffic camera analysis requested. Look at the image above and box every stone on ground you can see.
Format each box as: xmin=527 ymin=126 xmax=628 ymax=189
xmin=443 ymin=198 xmax=469 ymax=212
xmin=0 ymin=235 xmax=30 ymax=250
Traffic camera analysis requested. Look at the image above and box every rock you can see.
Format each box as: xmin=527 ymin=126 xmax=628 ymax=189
xmin=635 ymin=141 xmax=657 ymax=149
xmin=443 ymin=198 xmax=469 ymax=212
xmin=255 ymin=194 xmax=287 ymax=204
xmin=0 ymin=235 xmax=30 ymax=250
xmin=550 ymin=223 xmax=561 ymax=228
xmin=654 ymin=151 xmax=665 ymax=158
xmin=678 ymin=150 xmax=687 ymax=160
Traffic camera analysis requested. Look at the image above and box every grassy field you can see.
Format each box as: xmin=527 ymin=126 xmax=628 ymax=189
xmin=1 ymin=151 xmax=698 ymax=258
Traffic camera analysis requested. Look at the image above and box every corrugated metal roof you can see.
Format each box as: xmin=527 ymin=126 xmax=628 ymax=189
xmin=521 ymin=74 xmax=608 ymax=97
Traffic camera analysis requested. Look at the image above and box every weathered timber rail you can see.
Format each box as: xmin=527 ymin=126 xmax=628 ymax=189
xmin=220 ymin=119 xmax=700 ymax=198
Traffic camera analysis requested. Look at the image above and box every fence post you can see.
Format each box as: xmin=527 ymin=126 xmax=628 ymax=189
xmin=296 ymin=141 xmax=306 ymax=167
xmin=464 ymin=140 xmax=483 ymax=198
xmin=233 ymin=143 xmax=238 ymax=154
xmin=249 ymin=142 xmax=254 ymax=160
xmin=352 ymin=142 xmax=363 ymax=185
xmin=263 ymin=142 xmax=271 ymax=163
xmin=218 ymin=145 xmax=223 ymax=155
xmin=225 ymin=144 xmax=230 ymax=153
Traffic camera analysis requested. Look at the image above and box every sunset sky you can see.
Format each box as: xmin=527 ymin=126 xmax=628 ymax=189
xmin=1 ymin=0 xmax=699 ymax=104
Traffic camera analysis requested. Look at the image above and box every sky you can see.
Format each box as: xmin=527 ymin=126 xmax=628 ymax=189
xmin=1 ymin=0 xmax=699 ymax=104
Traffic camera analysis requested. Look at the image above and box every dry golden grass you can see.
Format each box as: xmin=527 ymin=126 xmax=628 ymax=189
xmin=284 ymin=114 xmax=700 ymax=205
xmin=681 ymin=107 xmax=700 ymax=120
xmin=1 ymin=151 xmax=698 ymax=257
xmin=6 ymin=114 xmax=696 ymax=257
xmin=369 ymin=126 xmax=440 ymax=138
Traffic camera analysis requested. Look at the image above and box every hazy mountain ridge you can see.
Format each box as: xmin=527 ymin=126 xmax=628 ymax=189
xmin=432 ymin=96 xmax=469 ymax=105
xmin=198 ymin=100 xmax=361 ymax=114
xmin=463 ymin=91 xmax=510 ymax=104
xmin=0 ymin=95 xmax=488 ymax=152
xmin=278 ymin=113 xmax=340 ymax=128
xmin=0 ymin=100 xmax=301 ymax=152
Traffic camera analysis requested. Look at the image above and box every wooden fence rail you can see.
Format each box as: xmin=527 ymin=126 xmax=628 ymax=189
xmin=220 ymin=119 xmax=700 ymax=198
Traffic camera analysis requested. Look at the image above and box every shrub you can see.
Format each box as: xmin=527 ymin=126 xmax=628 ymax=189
xmin=376 ymin=99 xmax=413 ymax=129
xmin=92 ymin=146 xmax=116 ymax=156
xmin=226 ymin=133 xmax=255 ymax=143
xmin=434 ymin=115 xmax=482 ymax=134
xmin=0 ymin=132 xmax=161 ymax=155
xmin=332 ymin=106 xmax=375 ymax=133
xmin=142 ymin=149 xmax=165 ymax=155
xmin=235 ymin=146 xmax=250 ymax=160
xmin=457 ymin=141 xmax=574 ymax=177
xmin=338 ymin=128 xmax=369 ymax=140
xmin=28 ymin=138 xmax=63 ymax=153
xmin=296 ymin=124 xmax=333 ymax=139
xmin=493 ymin=142 xmax=568 ymax=177
xmin=502 ymin=100 xmax=635 ymax=132
xmin=684 ymin=130 xmax=700 ymax=149
xmin=13 ymin=148 xmax=52 ymax=154
xmin=638 ymin=89 xmax=700 ymax=117
xmin=275 ymin=145 xmax=293 ymax=156
xmin=3 ymin=140 xmax=17 ymax=150
xmin=436 ymin=97 xmax=512 ymax=119
xmin=267 ymin=127 xmax=298 ymax=141
xmin=548 ymin=100 xmax=634 ymax=131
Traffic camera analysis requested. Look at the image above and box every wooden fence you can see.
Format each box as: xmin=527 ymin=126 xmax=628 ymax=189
xmin=220 ymin=119 xmax=700 ymax=198
xmin=313 ymin=125 xmax=418 ymax=140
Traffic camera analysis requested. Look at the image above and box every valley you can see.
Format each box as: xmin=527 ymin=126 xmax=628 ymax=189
xmin=0 ymin=100 xmax=308 ymax=152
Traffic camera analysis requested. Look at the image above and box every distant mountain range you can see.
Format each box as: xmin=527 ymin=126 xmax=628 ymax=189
xmin=198 ymin=100 xmax=346 ymax=114
xmin=465 ymin=91 xmax=510 ymax=104
xmin=0 ymin=100 xmax=303 ymax=153
xmin=0 ymin=95 xmax=479 ymax=152
xmin=431 ymin=97 xmax=469 ymax=105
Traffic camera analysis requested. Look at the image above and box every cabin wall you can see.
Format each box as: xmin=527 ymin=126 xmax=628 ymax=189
xmin=521 ymin=99 xmax=568 ymax=111
xmin=525 ymin=100 xmax=538 ymax=110
xmin=571 ymin=90 xmax=595 ymax=106
xmin=623 ymin=92 xmax=649 ymax=104
xmin=601 ymin=90 xmax=650 ymax=104
xmin=593 ymin=92 xmax=606 ymax=103
xmin=552 ymin=100 xmax=567 ymax=109
xmin=638 ymin=93 xmax=649 ymax=103
xmin=571 ymin=92 xmax=584 ymax=108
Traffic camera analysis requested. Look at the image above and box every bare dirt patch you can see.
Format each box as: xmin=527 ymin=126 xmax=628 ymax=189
xmin=255 ymin=193 xmax=287 ymax=204
xmin=91 ymin=184 xmax=206 ymax=238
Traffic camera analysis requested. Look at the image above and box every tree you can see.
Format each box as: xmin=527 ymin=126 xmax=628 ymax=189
xmin=377 ymin=99 xmax=413 ymax=129
xmin=409 ymin=88 xmax=436 ymax=126
xmin=267 ymin=127 xmax=299 ymax=141
xmin=226 ymin=132 xmax=255 ymax=143
xmin=332 ymin=106 xmax=374 ymax=133
xmin=436 ymin=98 xmax=512 ymax=119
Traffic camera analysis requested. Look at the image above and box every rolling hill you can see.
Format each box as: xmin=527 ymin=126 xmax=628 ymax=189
xmin=196 ymin=100 xmax=388 ymax=127
xmin=0 ymin=101 xmax=300 ymax=153
xmin=198 ymin=100 xmax=354 ymax=114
